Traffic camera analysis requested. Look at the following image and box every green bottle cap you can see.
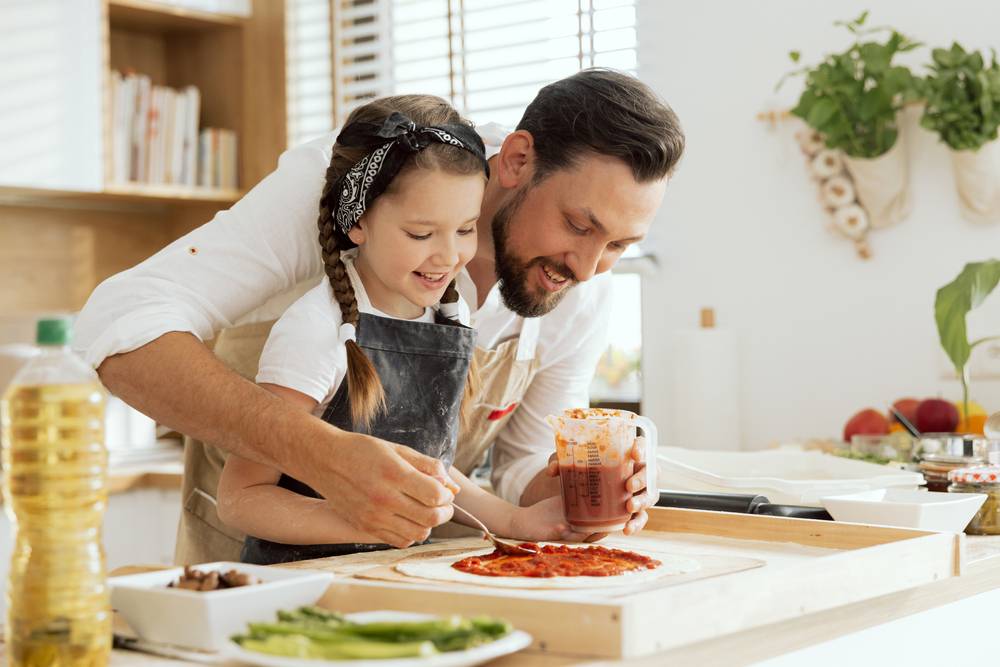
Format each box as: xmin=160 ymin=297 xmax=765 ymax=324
xmin=36 ymin=318 xmax=72 ymax=346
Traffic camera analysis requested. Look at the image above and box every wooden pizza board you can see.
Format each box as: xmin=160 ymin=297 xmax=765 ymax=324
xmin=280 ymin=508 xmax=962 ymax=660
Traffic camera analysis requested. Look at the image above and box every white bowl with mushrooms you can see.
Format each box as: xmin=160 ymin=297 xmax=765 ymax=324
xmin=110 ymin=561 xmax=335 ymax=651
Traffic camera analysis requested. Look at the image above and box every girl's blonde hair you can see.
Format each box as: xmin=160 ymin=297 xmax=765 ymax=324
xmin=318 ymin=95 xmax=484 ymax=430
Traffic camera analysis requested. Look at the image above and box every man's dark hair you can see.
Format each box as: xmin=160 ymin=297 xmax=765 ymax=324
xmin=516 ymin=68 xmax=685 ymax=184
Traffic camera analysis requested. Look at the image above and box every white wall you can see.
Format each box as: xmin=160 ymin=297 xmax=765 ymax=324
xmin=0 ymin=0 xmax=102 ymax=190
xmin=637 ymin=0 xmax=1000 ymax=449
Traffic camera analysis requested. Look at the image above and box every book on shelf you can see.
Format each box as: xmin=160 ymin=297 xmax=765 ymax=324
xmin=109 ymin=71 xmax=236 ymax=191
xmin=197 ymin=128 xmax=238 ymax=190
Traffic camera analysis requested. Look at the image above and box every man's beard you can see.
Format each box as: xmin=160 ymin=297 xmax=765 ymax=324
xmin=491 ymin=188 xmax=575 ymax=318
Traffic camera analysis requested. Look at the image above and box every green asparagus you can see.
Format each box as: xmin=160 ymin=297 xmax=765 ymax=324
xmin=232 ymin=606 xmax=513 ymax=660
xmin=238 ymin=634 xmax=436 ymax=660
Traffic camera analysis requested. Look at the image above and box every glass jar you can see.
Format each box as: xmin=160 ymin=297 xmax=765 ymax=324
xmin=921 ymin=456 xmax=982 ymax=493
xmin=919 ymin=433 xmax=1000 ymax=462
xmin=948 ymin=466 xmax=1000 ymax=535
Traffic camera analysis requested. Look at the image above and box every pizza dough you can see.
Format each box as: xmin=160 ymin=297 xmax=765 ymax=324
xmin=394 ymin=544 xmax=701 ymax=590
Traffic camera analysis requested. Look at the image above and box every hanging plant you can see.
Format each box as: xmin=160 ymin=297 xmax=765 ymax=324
xmin=921 ymin=43 xmax=1000 ymax=224
xmin=778 ymin=11 xmax=921 ymax=228
xmin=921 ymin=43 xmax=1000 ymax=151
xmin=780 ymin=11 xmax=921 ymax=158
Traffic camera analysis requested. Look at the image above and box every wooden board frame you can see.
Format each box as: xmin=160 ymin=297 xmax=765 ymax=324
xmin=306 ymin=508 xmax=962 ymax=659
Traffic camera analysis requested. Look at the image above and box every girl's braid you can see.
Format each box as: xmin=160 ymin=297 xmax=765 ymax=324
xmin=318 ymin=183 xmax=360 ymax=326
xmin=318 ymin=181 xmax=384 ymax=428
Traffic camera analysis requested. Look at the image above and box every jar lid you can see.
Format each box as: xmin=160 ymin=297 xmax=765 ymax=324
xmin=948 ymin=466 xmax=1000 ymax=485
xmin=921 ymin=456 xmax=979 ymax=468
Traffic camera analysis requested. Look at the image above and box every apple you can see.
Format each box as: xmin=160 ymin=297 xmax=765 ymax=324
xmin=915 ymin=398 xmax=960 ymax=434
xmin=843 ymin=408 xmax=890 ymax=442
xmin=891 ymin=398 xmax=921 ymax=428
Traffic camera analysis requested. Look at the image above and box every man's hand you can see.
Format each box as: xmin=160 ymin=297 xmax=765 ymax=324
xmin=541 ymin=435 xmax=656 ymax=537
xmin=304 ymin=430 xmax=457 ymax=548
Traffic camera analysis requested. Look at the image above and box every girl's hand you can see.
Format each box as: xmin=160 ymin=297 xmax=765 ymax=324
xmin=506 ymin=496 xmax=598 ymax=543
xmin=544 ymin=435 xmax=655 ymax=537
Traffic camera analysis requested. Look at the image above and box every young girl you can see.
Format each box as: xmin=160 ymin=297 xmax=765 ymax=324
xmin=217 ymin=96 xmax=571 ymax=565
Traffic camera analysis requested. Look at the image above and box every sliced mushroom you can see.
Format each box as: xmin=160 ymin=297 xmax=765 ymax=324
xmin=198 ymin=571 xmax=221 ymax=591
xmin=220 ymin=570 xmax=260 ymax=588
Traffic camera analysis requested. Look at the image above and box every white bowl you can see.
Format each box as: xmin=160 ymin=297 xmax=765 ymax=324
xmin=820 ymin=488 xmax=987 ymax=532
xmin=110 ymin=561 xmax=335 ymax=651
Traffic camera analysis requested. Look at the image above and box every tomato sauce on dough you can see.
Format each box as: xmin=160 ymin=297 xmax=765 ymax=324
xmin=452 ymin=543 xmax=661 ymax=578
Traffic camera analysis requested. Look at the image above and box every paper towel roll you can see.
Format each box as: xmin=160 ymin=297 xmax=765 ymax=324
xmin=667 ymin=314 xmax=741 ymax=450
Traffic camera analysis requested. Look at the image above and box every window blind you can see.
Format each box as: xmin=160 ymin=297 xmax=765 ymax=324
xmin=390 ymin=0 xmax=637 ymax=127
xmin=286 ymin=0 xmax=638 ymax=139
xmin=285 ymin=0 xmax=335 ymax=148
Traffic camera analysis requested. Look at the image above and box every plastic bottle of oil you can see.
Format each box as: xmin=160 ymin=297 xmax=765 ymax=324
xmin=0 ymin=318 xmax=110 ymax=666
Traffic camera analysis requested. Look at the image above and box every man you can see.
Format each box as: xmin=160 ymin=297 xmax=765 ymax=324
xmin=75 ymin=68 xmax=684 ymax=562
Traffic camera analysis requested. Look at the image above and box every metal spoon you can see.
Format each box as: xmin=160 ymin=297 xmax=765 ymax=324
xmin=451 ymin=504 xmax=538 ymax=556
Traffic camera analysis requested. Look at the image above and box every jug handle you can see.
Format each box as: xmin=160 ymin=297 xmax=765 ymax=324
xmin=633 ymin=415 xmax=658 ymax=505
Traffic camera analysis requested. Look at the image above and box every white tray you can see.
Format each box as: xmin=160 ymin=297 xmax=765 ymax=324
xmin=657 ymin=447 xmax=924 ymax=505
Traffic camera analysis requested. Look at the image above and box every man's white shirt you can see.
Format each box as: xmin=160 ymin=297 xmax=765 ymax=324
xmin=74 ymin=127 xmax=612 ymax=504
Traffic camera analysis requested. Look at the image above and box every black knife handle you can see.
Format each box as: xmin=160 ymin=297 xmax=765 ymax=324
xmin=656 ymin=490 xmax=769 ymax=514
xmin=752 ymin=503 xmax=833 ymax=520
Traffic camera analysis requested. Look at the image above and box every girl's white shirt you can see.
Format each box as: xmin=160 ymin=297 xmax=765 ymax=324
xmin=256 ymin=248 xmax=471 ymax=418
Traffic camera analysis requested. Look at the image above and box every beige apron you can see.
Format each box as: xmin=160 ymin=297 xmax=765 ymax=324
xmin=173 ymin=317 xmax=541 ymax=565
xmin=174 ymin=320 xmax=276 ymax=565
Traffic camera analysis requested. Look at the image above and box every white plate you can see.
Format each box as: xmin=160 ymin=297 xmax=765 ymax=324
xmin=820 ymin=488 xmax=987 ymax=531
xmin=111 ymin=562 xmax=335 ymax=652
xmin=224 ymin=611 xmax=532 ymax=667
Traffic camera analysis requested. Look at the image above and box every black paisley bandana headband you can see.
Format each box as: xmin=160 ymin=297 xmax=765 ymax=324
xmin=332 ymin=111 xmax=490 ymax=235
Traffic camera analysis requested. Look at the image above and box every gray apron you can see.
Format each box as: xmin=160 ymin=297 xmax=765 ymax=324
xmin=240 ymin=311 xmax=476 ymax=565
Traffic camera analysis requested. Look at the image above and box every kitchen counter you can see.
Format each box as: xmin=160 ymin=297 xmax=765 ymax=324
xmin=0 ymin=445 xmax=184 ymax=502
xmin=0 ymin=449 xmax=185 ymax=620
xmin=106 ymin=460 xmax=183 ymax=495
xmin=27 ymin=530 xmax=999 ymax=666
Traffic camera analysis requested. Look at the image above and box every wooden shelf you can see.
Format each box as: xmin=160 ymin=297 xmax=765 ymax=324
xmin=1 ymin=0 xmax=285 ymax=316
xmin=108 ymin=0 xmax=246 ymax=32
xmin=0 ymin=184 xmax=242 ymax=209
xmin=103 ymin=182 xmax=243 ymax=203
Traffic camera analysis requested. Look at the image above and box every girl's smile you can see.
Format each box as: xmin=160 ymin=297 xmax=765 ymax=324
xmin=413 ymin=271 xmax=451 ymax=289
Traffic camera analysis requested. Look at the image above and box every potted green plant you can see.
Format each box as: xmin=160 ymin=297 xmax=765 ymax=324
xmin=921 ymin=43 xmax=1000 ymax=224
xmin=936 ymin=259 xmax=1000 ymax=424
xmin=780 ymin=11 xmax=921 ymax=227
